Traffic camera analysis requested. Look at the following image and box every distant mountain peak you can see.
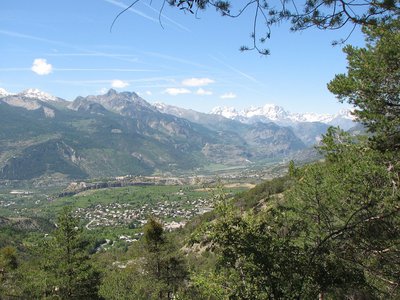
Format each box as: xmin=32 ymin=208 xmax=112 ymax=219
xmin=211 ymin=104 xmax=356 ymax=129
xmin=211 ymin=106 xmax=240 ymax=119
xmin=106 ymin=88 xmax=117 ymax=96
xmin=243 ymin=104 xmax=288 ymax=120
xmin=0 ymin=88 xmax=13 ymax=97
xmin=76 ymin=89 xmax=156 ymax=117
xmin=19 ymin=88 xmax=59 ymax=102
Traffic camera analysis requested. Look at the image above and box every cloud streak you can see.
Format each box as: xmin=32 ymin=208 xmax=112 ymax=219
xmin=210 ymin=55 xmax=261 ymax=84
xmin=182 ymin=77 xmax=215 ymax=87
xmin=0 ymin=30 xmax=145 ymax=67
xmin=0 ymin=30 xmax=65 ymax=45
xmin=104 ymin=0 xmax=160 ymax=25
xmin=54 ymin=68 xmax=158 ymax=72
xmin=104 ymin=0 xmax=190 ymax=32
xmin=52 ymin=76 xmax=177 ymax=89
xmin=142 ymin=2 xmax=191 ymax=32
xmin=46 ymin=52 xmax=139 ymax=60
xmin=196 ymin=88 xmax=213 ymax=95
xmin=220 ymin=92 xmax=237 ymax=99
xmin=164 ymin=88 xmax=191 ymax=96
xmin=145 ymin=52 xmax=209 ymax=69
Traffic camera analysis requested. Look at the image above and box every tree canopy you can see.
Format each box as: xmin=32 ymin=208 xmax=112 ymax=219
xmin=328 ymin=19 xmax=400 ymax=152
xmin=113 ymin=0 xmax=400 ymax=54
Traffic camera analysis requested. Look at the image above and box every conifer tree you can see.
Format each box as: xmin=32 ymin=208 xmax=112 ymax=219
xmin=142 ymin=217 xmax=188 ymax=300
xmin=42 ymin=207 xmax=101 ymax=299
xmin=0 ymin=246 xmax=19 ymax=297
xmin=328 ymin=20 xmax=400 ymax=152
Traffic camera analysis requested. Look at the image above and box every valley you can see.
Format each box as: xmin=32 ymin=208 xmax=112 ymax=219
xmin=0 ymin=88 xmax=350 ymax=184
xmin=0 ymin=161 xmax=285 ymax=223
xmin=0 ymin=87 xmax=332 ymax=243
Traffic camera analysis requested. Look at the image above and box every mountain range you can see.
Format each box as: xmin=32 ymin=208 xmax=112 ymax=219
xmin=0 ymin=88 xmax=356 ymax=182
xmin=210 ymin=104 xmax=355 ymax=129
xmin=156 ymin=102 xmax=355 ymax=148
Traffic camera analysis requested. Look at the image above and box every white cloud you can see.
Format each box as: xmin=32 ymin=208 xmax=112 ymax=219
xmin=220 ymin=92 xmax=237 ymax=99
xmin=98 ymin=88 xmax=108 ymax=94
xmin=196 ymin=88 xmax=213 ymax=96
xmin=111 ymin=79 xmax=129 ymax=88
xmin=182 ymin=77 xmax=214 ymax=87
xmin=164 ymin=88 xmax=191 ymax=96
xmin=31 ymin=58 xmax=53 ymax=75
xmin=145 ymin=91 xmax=152 ymax=96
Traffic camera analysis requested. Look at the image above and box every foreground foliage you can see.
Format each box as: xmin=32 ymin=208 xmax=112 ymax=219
xmin=186 ymin=19 xmax=400 ymax=299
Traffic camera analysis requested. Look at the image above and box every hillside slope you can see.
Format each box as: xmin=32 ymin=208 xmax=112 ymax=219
xmin=0 ymin=89 xmax=307 ymax=181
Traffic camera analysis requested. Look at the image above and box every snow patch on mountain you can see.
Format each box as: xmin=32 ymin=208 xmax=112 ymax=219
xmin=19 ymin=88 xmax=60 ymax=102
xmin=0 ymin=88 xmax=60 ymax=118
xmin=211 ymin=105 xmax=355 ymax=128
xmin=0 ymin=88 xmax=14 ymax=97
xmin=244 ymin=104 xmax=289 ymax=120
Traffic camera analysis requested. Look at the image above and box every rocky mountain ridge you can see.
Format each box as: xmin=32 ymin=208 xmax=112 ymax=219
xmin=0 ymin=88 xmax=309 ymax=182
xmin=211 ymin=104 xmax=355 ymax=129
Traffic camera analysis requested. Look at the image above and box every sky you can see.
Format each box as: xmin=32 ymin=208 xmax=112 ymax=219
xmin=0 ymin=0 xmax=366 ymax=114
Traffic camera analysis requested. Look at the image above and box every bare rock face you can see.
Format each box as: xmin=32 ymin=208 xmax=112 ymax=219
xmin=0 ymin=88 xmax=64 ymax=118
xmin=1 ymin=95 xmax=42 ymax=110
xmin=80 ymin=89 xmax=157 ymax=117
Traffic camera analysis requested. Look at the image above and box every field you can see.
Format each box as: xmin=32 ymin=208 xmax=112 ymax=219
xmin=0 ymin=182 xmax=247 ymax=225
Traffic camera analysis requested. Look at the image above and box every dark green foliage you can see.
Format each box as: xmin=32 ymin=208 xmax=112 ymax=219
xmin=0 ymin=246 xmax=17 ymax=271
xmin=234 ymin=175 xmax=292 ymax=210
xmin=99 ymin=217 xmax=188 ymax=300
xmin=190 ymin=128 xmax=399 ymax=298
xmin=29 ymin=207 xmax=102 ymax=299
xmin=211 ymin=209 xmax=306 ymax=299
xmin=142 ymin=217 xmax=188 ymax=299
xmin=144 ymin=217 xmax=165 ymax=252
xmin=328 ymin=20 xmax=400 ymax=152
xmin=0 ymin=139 xmax=88 ymax=180
xmin=286 ymin=129 xmax=399 ymax=297
xmin=0 ymin=246 xmax=20 ymax=297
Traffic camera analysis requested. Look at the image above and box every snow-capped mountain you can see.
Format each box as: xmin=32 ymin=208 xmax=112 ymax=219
xmin=244 ymin=104 xmax=289 ymax=120
xmin=19 ymin=88 xmax=62 ymax=102
xmin=211 ymin=104 xmax=355 ymax=129
xmin=0 ymin=88 xmax=13 ymax=97
xmin=0 ymin=88 xmax=65 ymax=118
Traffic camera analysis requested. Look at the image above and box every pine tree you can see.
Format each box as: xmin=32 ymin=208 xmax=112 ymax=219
xmin=328 ymin=20 xmax=400 ymax=152
xmin=42 ymin=207 xmax=101 ymax=299
xmin=142 ymin=217 xmax=188 ymax=300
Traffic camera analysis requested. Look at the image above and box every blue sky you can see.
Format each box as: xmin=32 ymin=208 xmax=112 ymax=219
xmin=0 ymin=0 xmax=365 ymax=114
